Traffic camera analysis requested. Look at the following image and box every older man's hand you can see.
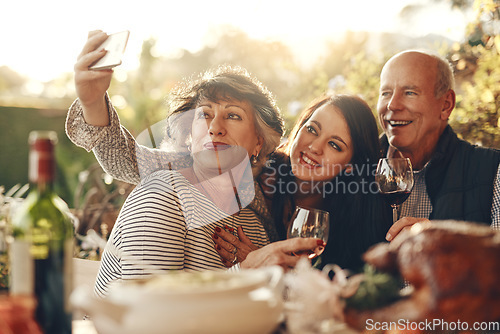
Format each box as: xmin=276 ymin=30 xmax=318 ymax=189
xmin=386 ymin=217 xmax=430 ymax=241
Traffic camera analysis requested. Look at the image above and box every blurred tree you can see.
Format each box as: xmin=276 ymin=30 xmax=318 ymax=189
xmin=319 ymin=31 xmax=369 ymax=80
xmin=452 ymin=38 xmax=499 ymax=147
xmin=107 ymin=38 xmax=167 ymax=142
xmin=0 ymin=66 xmax=26 ymax=93
xmin=107 ymin=28 xmax=305 ymax=138
xmin=341 ymin=52 xmax=385 ymax=119
xmin=448 ymin=0 xmax=499 ymax=147
xmin=202 ymin=25 xmax=299 ymax=106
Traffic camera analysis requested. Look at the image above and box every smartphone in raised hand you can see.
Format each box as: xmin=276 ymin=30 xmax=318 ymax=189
xmin=89 ymin=30 xmax=130 ymax=70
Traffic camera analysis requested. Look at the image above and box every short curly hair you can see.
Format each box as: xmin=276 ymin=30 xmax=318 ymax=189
xmin=162 ymin=65 xmax=284 ymax=175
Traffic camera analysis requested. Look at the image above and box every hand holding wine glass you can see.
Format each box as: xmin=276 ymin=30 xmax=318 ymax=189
xmin=375 ymin=158 xmax=414 ymax=224
xmin=287 ymin=207 xmax=329 ymax=259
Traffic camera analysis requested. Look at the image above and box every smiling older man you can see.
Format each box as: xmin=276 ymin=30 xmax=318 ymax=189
xmin=379 ymin=50 xmax=500 ymax=240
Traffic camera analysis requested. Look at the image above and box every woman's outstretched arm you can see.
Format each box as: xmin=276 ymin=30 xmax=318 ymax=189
xmin=67 ymin=30 xmax=191 ymax=184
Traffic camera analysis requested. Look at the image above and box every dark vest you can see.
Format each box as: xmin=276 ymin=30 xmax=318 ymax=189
xmin=381 ymin=126 xmax=500 ymax=225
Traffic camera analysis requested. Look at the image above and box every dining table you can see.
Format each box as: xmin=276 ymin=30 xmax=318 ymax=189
xmin=69 ymin=258 xmax=361 ymax=334
xmin=72 ymin=318 xmax=359 ymax=334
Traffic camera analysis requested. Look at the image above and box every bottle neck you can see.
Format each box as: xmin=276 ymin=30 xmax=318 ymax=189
xmin=29 ymin=139 xmax=55 ymax=194
xmin=32 ymin=181 xmax=53 ymax=195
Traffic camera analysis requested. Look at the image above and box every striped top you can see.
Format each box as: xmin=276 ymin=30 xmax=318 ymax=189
xmin=66 ymin=97 xmax=280 ymax=242
xmin=94 ymin=169 xmax=270 ymax=298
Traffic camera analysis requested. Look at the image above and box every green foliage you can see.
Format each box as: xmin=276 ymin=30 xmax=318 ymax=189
xmin=0 ymin=106 xmax=96 ymax=206
xmin=451 ymin=39 xmax=500 ymax=147
xmin=449 ymin=0 xmax=500 ymax=148
xmin=344 ymin=264 xmax=403 ymax=310
xmin=341 ymin=52 xmax=386 ymax=128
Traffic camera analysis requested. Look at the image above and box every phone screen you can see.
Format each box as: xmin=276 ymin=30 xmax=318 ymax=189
xmin=89 ymin=30 xmax=130 ymax=70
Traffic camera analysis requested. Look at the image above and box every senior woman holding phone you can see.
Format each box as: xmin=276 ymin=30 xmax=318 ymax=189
xmin=69 ymin=31 xmax=324 ymax=296
xmin=68 ymin=32 xmax=390 ymax=292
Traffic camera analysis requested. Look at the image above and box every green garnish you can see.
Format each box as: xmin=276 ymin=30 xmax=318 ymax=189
xmin=344 ymin=265 xmax=403 ymax=310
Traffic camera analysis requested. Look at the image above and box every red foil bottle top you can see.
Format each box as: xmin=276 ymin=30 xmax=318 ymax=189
xmin=28 ymin=131 xmax=58 ymax=183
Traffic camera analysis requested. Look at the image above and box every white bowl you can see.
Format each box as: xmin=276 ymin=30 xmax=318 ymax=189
xmin=71 ymin=267 xmax=284 ymax=334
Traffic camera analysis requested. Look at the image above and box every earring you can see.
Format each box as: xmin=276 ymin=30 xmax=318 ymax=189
xmin=250 ymin=155 xmax=258 ymax=165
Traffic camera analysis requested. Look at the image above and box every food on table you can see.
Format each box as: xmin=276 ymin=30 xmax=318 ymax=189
xmin=343 ymin=221 xmax=500 ymax=331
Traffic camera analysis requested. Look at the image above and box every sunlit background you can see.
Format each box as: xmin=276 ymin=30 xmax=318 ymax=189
xmin=1 ymin=0 xmax=470 ymax=82
xmin=0 ymin=0 xmax=498 ymax=208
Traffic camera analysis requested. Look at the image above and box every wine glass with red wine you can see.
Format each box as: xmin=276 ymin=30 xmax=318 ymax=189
xmin=375 ymin=158 xmax=414 ymax=224
xmin=287 ymin=207 xmax=329 ymax=259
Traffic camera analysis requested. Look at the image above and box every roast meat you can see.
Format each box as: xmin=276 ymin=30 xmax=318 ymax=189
xmin=344 ymin=220 xmax=500 ymax=331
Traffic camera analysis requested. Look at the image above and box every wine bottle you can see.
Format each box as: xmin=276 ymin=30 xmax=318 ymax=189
xmin=10 ymin=131 xmax=73 ymax=334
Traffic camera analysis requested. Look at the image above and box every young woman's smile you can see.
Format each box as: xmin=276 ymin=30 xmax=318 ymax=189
xmin=290 ymin=104 xmax=353 ymax=182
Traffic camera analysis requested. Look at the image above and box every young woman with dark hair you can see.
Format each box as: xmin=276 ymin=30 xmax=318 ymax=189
xmin=215 ymin=95 xmax=390 ymax=271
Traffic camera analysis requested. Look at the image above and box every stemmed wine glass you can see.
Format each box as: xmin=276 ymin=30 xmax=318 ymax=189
xmin=375 ymin=158 xmax=414 ymax=224
xmin=287 ymin=207 xmax=330 ymax=259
